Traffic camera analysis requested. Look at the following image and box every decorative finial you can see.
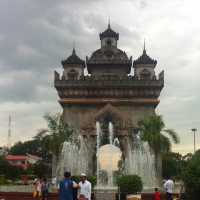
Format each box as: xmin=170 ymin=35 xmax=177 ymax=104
xmin=108 ymin=17 xmax=111 ymax=29
xmin=143 ymin=39 xmax=146 ymax=54
xmin=72 ymin=41 xmax=76 ymax=55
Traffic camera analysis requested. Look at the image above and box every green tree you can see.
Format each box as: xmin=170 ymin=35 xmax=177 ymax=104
xmin=9 ymin=140 xmax=39 ymax=155
xmin=9 ymin=113 xmax=73 ymax=178
xmin=0 ymin=156 xmax=24 ymax=181
xmin=138 ymin=115 xmax=180 ymax=173
xmin=32 ymin=129 xmax=52 ymax=163
xmin=162 ymin=152 xmax=186 ymax=179
xmin=182 ymin=150 xmax=200 ymax=200
xmin=30 ymin=161 xmax=51 ymax=178
xmin=9 ymin=133 xmax=51 ymax=164
xmin=42 ymin=113 xmax=73 ymax=177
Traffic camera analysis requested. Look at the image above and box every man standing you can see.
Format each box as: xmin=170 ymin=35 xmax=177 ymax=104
xmin=78 ymin=173 xmax=91 ymax=200
xmin=164 ymin=177 xmax=174 ymax=200
xmin=59 ymin=172 xmax=77 ymax=200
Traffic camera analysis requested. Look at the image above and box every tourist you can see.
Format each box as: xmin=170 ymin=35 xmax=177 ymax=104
xmin=154 ymin=188 xmax=161 ymax=200
xmin=72 ymin=181 xmax=78 ymax=200
xmin=33 ymin=178 xmax=42 ymax=199
xmin=78 ymin=173 xmax=91 ymax=200
xmin=179 ymin=181 xmax=186 ymax=200
xmin=52 ymin=177 xmax=57 ymax=191
xmin=41 ymin=178 xmax=49 ymax=200
xmin=59 ymin=171 xmax=78 ymax=200
xmin=163 ymin=177 xmax=174 ymax=200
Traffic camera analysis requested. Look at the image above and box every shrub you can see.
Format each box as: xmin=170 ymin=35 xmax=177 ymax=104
xmin=117 ymin=175 xmax=143 ymax=194
xmin=0 ymin=175 xmax=7 ymax=185
xmin=88 ymin=176 xmax=97 ymax=187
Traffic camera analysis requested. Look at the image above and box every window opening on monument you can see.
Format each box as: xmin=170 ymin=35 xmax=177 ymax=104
xmin=106 ymin=39 xmax=112 ymax=46
xmin=68 ymin=69 xmax=78 ymax=80
xmin=140 ymin=69 xmax=151 ymax=80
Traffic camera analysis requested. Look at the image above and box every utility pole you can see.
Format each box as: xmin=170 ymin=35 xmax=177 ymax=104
xmin=7 ymin=115 xmax=11 ymax=149
xmin=191 ymin=128 xmax=197 ymax=153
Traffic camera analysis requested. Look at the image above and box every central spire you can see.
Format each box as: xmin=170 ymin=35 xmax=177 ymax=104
xmin=72 ymin=47 xmax=76 ymax=55
xmin=108 ymin=17 xmax=111 ymax=29
xmin=143 ymin=39 xmax=146 ymax=55
xmin=99 ymin=22 xmax=119 ymax=41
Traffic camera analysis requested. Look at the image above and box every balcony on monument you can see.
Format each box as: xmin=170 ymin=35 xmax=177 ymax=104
xmin=86 ymin=51 xmax=132 ymax=76
xmin=54 ymin=70 xmax=164 ymax=88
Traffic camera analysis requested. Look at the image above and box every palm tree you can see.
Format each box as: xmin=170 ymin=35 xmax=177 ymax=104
xmin=39 ymin=113 xmax=73 ymax=177
xmin=138 ymin=115 xmax=180 ymax=175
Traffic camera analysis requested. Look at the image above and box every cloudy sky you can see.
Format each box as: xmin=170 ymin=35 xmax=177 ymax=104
xmin=0 ymin=0 xmax=200 ymax=154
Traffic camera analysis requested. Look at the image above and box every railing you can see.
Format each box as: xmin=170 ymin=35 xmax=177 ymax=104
xmin=54 ymin=72 xmax=164 ymax=89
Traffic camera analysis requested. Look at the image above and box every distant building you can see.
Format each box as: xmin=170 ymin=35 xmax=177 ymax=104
xmin=0 ymin=146 xmax=7 ymax=156
xmin=5 ymin=154 xmax=41 ymax=170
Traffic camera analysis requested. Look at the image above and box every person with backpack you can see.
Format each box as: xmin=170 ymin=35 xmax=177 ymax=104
xmin=59 ymin=171 xmax=78 ymax=200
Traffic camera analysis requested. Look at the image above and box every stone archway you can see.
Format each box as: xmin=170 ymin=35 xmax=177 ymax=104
xmin=79 ymin=104 xmax=135 ymax=178
xmin=80 ymin=104 xmax=133 ymax=137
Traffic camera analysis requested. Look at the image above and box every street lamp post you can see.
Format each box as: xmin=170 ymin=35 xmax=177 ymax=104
xmin=191 ymin=128 xmax=197 ymax=153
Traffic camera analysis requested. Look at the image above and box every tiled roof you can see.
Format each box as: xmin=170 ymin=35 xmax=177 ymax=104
xmin=133 ymin=49 xmax=157 ymax=65
xmin=62 ymin=48 xmax=85 ymax=65
xmin=99 ymin=24 xmax=119 ymax=40
xmin=6 ymin=155 xmax=27 ymax=160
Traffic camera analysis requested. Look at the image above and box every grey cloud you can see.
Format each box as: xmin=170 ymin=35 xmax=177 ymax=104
xmin=0 ymin=0 xmax=200 ymax=152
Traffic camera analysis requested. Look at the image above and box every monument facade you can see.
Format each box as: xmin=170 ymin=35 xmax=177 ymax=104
xmin=54 ymin=23 xmax=164 ymax=188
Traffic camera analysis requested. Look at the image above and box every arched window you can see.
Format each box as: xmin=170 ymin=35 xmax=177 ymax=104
xmin=67 ymin=69 xmax=78 ymax=80
xmin=140 ymin=69 xmax=151 ymax=80
xmin=106 ymin=39 xmax=112 ymax=46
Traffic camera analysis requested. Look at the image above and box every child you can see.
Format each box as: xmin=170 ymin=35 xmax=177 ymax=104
xmin=33 ymin=178 xmax=42 ymax=199
xmin=154 ymin=188 xmax=161 ymax=200
xmin=41 ymin=178 xmax=49 ymax=200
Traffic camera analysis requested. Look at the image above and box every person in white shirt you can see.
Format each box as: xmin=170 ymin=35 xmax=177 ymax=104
xmin=164 ymin=177 xmax=174 ymax=200
xmin=78 ymin=173 xmax=91 ymax=200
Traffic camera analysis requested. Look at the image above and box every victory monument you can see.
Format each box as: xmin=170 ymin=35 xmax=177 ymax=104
xmin=54 ymin=23 xmax=164 ymax=190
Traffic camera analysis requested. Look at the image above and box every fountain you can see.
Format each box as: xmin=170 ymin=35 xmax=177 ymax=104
xmin=124 ymin=131 xmax=158 ymax=189
xmin=95 ymin=121 xmax=122 ymax=200
xmin=57 ymin=119 xmax=159 ymax=191
xmin=109 ymin=122 xmax=114 ymax=145
xmin=56 ymin=135 xmax=89 ymax=180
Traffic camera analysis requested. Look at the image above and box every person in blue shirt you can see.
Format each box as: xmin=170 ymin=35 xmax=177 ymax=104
xmin=59 ymin=171 xmax=77 ymax=200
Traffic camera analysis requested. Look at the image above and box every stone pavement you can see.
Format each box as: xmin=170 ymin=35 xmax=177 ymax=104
xmin=0 ymin=192 xmax=180 ymax=200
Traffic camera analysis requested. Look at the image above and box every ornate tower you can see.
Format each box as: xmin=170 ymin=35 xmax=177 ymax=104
xmin=54 ymin=24 xmax=164 ymax=187
xmin=133 ymin=42 xmax=157 ymax=80
xmin=61 ymin=48 xmax=85 ymax=80
xmin=86 ymin=23 xmax=132 ymax=75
